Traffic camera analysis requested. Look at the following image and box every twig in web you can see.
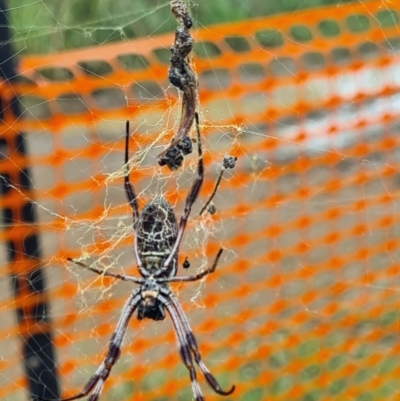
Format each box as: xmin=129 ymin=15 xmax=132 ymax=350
xmin=200 ymin=155 xmax=237 ymax=216
xmin=157 ymin=0 xmax=198 ymax=170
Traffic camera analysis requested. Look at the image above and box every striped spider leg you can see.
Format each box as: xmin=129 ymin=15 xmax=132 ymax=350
xmin=40 ymin=113 xmax=235 ymax=401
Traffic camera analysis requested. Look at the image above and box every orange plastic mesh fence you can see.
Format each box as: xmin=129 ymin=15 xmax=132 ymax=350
xmin=2 ymin=1 xmax=400 ymax=400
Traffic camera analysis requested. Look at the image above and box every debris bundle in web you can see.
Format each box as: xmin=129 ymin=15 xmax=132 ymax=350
xmin=157 ymin=0 xmax=198 ymax=170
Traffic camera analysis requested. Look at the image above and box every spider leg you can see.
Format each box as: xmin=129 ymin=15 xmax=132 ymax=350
xmin=40 ymin=291 xmax=141 ymax=401
xmin=199 ymin=170 xmax=224 ymax=216
xmin=125 ymin=120 xmax=145 ymax=272
xmin=160 ymin=112 xmax=203 ymax=271
xmin=200 ymin=155 xmax=237 ymax=216
xmin=67 ymin=258 xmax=144 ymax=285
xmin=158 ymin=294 xmax=204 ymax=401
xmin=166 ymin=291 xmax=235 ymax=396
xmin=160 ymin=248 xmax=223 ymax=283
xmin=124 ymin=121 xmax=139 ymax=218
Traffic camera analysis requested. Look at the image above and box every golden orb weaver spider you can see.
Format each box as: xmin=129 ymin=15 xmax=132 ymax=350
xmin=40 ymin=113 xmax=235 ymax=401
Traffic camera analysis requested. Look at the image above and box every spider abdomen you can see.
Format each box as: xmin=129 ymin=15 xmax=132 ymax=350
xmin=136 ymin=196 xmax=178 ymax=276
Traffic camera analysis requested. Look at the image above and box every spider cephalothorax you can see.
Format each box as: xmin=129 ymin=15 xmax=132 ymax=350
xmin=136 ymin=278 xmax=166 ymax=321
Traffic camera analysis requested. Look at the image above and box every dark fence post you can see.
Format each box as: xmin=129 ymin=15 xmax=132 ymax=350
xmin=0 ymin=1 xmax=60 ymax=399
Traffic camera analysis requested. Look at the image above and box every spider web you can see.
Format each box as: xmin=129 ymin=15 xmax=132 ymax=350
xmin=2 ymin=0 xmax=400 ymax=400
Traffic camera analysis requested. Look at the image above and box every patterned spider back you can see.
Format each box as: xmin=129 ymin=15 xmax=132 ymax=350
xmin=2 ymin=1 xmax=400 ymax=401
xmin=136 ymin=196 xmax=178 ymax=276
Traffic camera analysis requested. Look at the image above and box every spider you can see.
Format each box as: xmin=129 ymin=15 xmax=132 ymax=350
xmin=41 ymin=113 xmax=235 ymax=401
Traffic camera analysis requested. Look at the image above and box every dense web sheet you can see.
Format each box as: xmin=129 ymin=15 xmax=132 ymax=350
xmin=2 ymin=1 xmax=400 ymax=401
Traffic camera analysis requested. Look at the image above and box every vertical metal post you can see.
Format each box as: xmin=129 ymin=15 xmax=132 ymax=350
xmin=0 ymin=1 xmax=60 ymax=399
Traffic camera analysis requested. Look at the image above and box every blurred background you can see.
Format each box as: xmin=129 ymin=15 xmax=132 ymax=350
xmin=9 ymin=0 xmax=355 ymax=54
xmin=2 ymin=1 xmax=400 ymax=401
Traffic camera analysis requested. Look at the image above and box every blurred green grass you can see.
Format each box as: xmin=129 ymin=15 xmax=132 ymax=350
xmin=7 ymin=0 xmax=355 ymax=54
